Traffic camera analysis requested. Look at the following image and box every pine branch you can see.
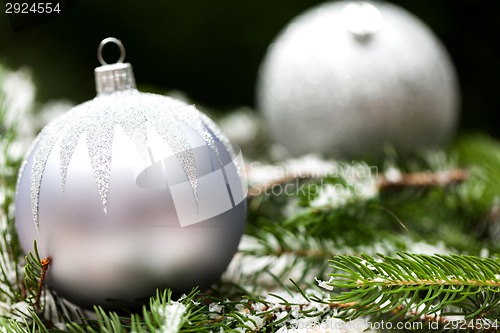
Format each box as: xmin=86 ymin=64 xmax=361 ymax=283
xmin=66 ymin=289 xmax=209 ymax=333
xmin=326 ymin=252 xmax=500 ymax=323
xmin=245 ymin=152 xmax=490 ymax=253
xmin=23 ymin=242 xmax=45 ymax=307
xmin=35 ymin=258 xmax=50 ymax=310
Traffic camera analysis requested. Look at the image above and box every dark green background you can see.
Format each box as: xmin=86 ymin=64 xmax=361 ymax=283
xmin=0 ymin=1 xmax=499 ymax=136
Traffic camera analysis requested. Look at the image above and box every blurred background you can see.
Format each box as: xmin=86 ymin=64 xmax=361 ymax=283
xmin=0 ymin=0 xmax=499 ymax=136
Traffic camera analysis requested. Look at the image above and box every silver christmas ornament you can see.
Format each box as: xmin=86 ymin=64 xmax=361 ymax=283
xmin=15 ymin=38 xmax=247 ymax=309
xmin=257 ymin=1 xmax=460 ymax=158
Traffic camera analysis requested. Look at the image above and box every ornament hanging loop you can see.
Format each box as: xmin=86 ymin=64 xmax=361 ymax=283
xmin=97 ymin=37 xmax=126 ymax=65
xmin=94 ymin=37 xmax=136 ymax=95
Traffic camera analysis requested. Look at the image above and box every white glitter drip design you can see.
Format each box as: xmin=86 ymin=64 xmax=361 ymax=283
xmin=29 ymin=90 xmax=225 ymax=230
xmin=59 ymin=109 xmax=87 ymax=190
xmin=30 ymin=114 xmax=70 ymax=231
xmin=203 ymin=114 xmax=240 ymax=177
xmin=149 ymin=102 xmax=199 ymax=204
xmin=181 ymin=108 xmax=237 ymax=169
xmin=176 ymin=106 xmax=238 ymax=206
xmin=177 ymin=106 xmax=217 ymax=153
xmin=117 ymin=105 xmax=149 ymax=162
xmin=86 ymin=114 xmax=115 ymax=214
xmin=199 ymin=112 xmax=238 ymax=165
xmin=17 ymin=132 xmax=42 ymax=196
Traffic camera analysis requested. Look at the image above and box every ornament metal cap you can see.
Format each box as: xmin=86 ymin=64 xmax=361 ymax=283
xmin=342 ymin=2 xmax=384 ymax=40
xmin=94 ymin=37 xmax=136 ymax=95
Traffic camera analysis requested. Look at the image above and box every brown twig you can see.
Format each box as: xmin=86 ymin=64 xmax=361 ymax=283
xmin=19 ymin=277 xmax=27 ymax=299
xmin=35 ymin=257 xmax=50 ymax=310
xmin=358 ymin=277 xmax=500 ymax=288
xmin=377 ymin=169 xmax=468 ymax=190
xmin=246 ymin=169 xmax=468 ymax=199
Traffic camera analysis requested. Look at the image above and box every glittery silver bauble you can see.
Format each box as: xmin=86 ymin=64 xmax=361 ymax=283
xmin=15 ymin=38 xmax=247 ymax=309
xmin=257 ymin=1 xmax=460 ymax=158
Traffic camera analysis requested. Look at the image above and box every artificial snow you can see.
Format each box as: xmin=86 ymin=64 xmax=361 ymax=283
xmin=157 ymin=301 xmax=187 ymax=333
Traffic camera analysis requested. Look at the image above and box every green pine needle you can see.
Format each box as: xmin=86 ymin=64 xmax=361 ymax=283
xmin=328 ymin=252 xmax=500 ymax=324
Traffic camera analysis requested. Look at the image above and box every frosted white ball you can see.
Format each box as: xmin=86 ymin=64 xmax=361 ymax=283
xmin=15 ymin=89 xmax=247 ymax=309
xmin=257 ymin=1 xmax=460 ymax=158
